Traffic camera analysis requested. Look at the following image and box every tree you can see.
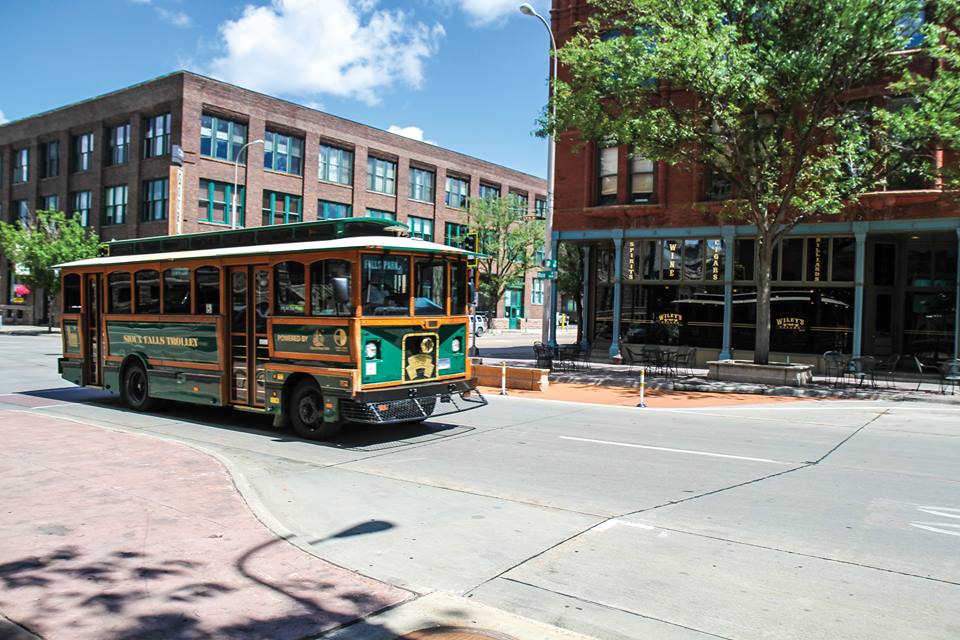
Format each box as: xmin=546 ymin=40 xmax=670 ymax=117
xmin=545 ymin=0 xmax=960 ymax=364
xmin=467 ymin=196 xmax=545 ymax=317
xmin=0 ymin=209 xmax=100 ymax=331
xmin=556 ymin=243 xmax=585 ymax=344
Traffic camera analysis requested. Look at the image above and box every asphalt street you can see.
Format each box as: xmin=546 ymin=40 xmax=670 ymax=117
xmin=1 ymin=332 xmax=958 ymax=639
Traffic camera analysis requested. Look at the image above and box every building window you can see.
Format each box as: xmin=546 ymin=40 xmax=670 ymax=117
xmin=408 ymin=216 xmax=433 ymax=241
xmin=200 ymin=114 xmax=247 ymax=162
xmin=199 ymin=179 xmax=244 ymax=226
xmin=446 ymin=175 xmax=469 ymax=209
xmin=71 ymin=191 xmax=92 ymax=226
xmin=13 ymin=200 xmax=29 ymax=224
xmin=479 ymin=183 xmax=500 ymax=201
xmin=264 ymin=130 xmax=304 ymax=175
xmin=597 ymin=145 xmax=618 ymax=205
xmin=445 ymin=222 xmax=469 ymax=248
xmin=508 ymin=191 xmax=529 ymax=217
xmin=535 ymin=197 xmax=547 ymax=219
xmin=40 ymin=194 xmax=59 ymax=212
xmin=144 ymin=113 xmax=171 ymax=158
xmin=73 ymin=133 xmax=94 ymax=172
xmin=41 ymin=140 xmax=59 ymax=178
xmin=631 ymin=154 xmax=655 ymax=203
xmin=532 ymin=278 xmax=544 ymax=305
xmin=103 ymin=185 xmax=128 ymax=225
xmin=409 ymin=166 xmax=435 ymax=202
xmin=704 ymin=166 xmax=732 ymax=200
xmin=366 ymin=208 xmax=396 ymax=221
xmin=318 ymin=144 xmax=353 ymax=185
xmin=318 ymin=200 xmax=351 ymax=219
xmin=141 ymin=178 xmax=168 ymax=221
xmin=367 ymin=156 xmax=397 ymax=194
xmin=13 ymin=148 xmax=28 ymax=183
xmin=262 ymin=191 xmax=302 ymax=225
xmin=107 ymin=124 xmax=130 ymax=165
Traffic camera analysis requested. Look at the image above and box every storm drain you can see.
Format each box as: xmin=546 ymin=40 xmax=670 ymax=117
xmin=399 ymin=627 xmax=517 ymax=640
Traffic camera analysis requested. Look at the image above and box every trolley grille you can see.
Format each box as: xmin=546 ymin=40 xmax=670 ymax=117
xmin=340 ymin=390 xmax=486 ymax=424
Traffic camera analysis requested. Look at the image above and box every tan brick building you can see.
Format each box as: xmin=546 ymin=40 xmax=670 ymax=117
xmin=0 ymin=71 xmax=546 ymax=326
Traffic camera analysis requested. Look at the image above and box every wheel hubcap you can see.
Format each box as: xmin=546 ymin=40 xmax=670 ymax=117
xmin=129 ymin=371 xmax=145 ymax=402
xmin=299 ymin=392 xmax=322 ymax=429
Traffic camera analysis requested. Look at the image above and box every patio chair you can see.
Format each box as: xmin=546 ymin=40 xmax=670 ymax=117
xmin=939 ymin=359 xmax=960 ymax=395
xmin=577 ymin=342 xmax=592 ymax=370
xmin=642 ymin=345 xmax=662 ymax=375
xmin=874 ymin=354 xmax=900 ymax=389
xmin=844 ymin=355 xmax=877 ymax=387
xmin=910 ymin=355 xmax=940 ymax=391
xmin=621 ymin=343 xmax=643 ymax=370
xmin=675 ymin=347 xmax=697 ymax=377
xmin=822 ymin=351 xmax=847 ymax=386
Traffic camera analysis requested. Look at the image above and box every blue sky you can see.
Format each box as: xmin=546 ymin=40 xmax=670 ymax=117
xmin=0 ymin=0 xmax=553 ymax=178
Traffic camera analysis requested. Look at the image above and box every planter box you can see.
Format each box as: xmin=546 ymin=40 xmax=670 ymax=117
xmin=707 ymin=360 xmax=814 ymax=386
xmin=474 ymin=364 xmax=549 ymax=391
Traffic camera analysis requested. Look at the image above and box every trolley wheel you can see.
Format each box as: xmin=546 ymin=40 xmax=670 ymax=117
xmin=289 ymin=380 xmax=342 ymax=440
xmin=474 ymin=327 xmax=485 ymax=338
xmin=121 ymin=362 xmax=156 ymax=411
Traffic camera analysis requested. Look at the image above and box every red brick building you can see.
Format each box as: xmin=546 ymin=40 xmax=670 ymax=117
xmin=551 ymin=0 xmax=960 ymax=367
xmin=0 ymin=71 xmax=546 ymax=326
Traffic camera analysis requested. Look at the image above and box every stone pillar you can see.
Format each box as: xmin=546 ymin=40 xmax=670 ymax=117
xmin=580 ymin=244 xmax=591 ymax=351
xmin=852 ymin=223 xmax=868 ymax=357
xmin=608 ymin=235 xmax=623 ymax=360
xmin=720 ymin=227 xmax=736 ymax=360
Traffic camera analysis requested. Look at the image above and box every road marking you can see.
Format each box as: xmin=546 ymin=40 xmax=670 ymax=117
xmin=917 ymin=506 xmax=960 ymax=519
xmin=595 ymin=519 xmax=656 ymax=532
xmin=558 ymin=435 xmax=789 ymax=464
xmin=909 ymin=522 xmax=960 ymax=537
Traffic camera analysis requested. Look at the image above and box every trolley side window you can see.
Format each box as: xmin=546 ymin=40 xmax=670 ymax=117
xmin=310 ymin=259 xmax=352 ymax=316
xmin=63 ymin=274 xmax=81 ymax=313
xmin=163 ymin=267 xmax=191 ymax=314
xmin=135 ymin=270 xmax=161 ymax=314
xmin=274 ymin=261 xmax=305 ymax=315
xmin=108 ymin=272 xmax=131 ymax=314
xmin=362 ymin=255 xmax=409 ymax=316
xmin=195 ymin=266 xmax=220 ymax=315
xmin=414 ymin=256 xmax=446 ymax=316
xmin=450 ymin=261 xmax=467 ymax=315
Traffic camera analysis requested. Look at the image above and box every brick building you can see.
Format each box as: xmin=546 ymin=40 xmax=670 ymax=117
xmin=551 ymin=0 xmax=960 ymax=367
xmin=0 ymin=71 xmax=547 ymax=326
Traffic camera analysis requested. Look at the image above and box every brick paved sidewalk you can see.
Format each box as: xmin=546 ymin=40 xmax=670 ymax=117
xmin=0 ymin=410 xmax=409 ymax=640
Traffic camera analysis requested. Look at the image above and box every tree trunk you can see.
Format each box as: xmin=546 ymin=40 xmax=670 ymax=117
xmin=575 ymin=296 xmax=584 ymax=345
xmin=754 ymin=235 xmax=774 ymax=365
xmin=47 ymin=294 xmax=54 ymax=333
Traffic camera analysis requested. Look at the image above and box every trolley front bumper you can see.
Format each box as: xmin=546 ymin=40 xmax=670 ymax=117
xmin=341 ymin=378 xmax=486 ymax=424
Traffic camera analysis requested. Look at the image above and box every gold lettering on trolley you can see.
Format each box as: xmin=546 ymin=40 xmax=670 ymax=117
xmin=405 ymin=353 xmax=436 ymax=380
xmin=121 ymin=334 xmax=200 ymax=347
xmin=276 ymin=334 xmax=308 ymax=343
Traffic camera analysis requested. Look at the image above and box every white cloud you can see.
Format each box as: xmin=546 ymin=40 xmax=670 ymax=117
xmin=128 ymin=0 xmax=191 ymax=28
xmin=205 ymin=0 xmax=444 ymax=106
xmin=0 ymin=110 xmax=7 ymax=125
xmin=388 ymin=125 xmax=435 ymax=145
xmin=442 ymin=0 xmax=548 ymax=26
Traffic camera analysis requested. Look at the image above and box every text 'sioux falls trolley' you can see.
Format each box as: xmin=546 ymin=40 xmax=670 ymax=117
xmin=56 ymin=218 xmax=486 ymax=439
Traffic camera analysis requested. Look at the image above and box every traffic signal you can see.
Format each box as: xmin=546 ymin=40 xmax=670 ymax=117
xmin=464 ymin=232 xmax=479 ymax=267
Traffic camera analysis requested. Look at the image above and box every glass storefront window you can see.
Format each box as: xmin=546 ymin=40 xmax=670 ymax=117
xmin=663 ymin=240 xmax=682 ymax=280
xmin=806 ymin=238 xmax=828 ymax=282
xmin=705 ymin=239 xmax=724 ymax=282
xmin=621 ymin=284 xmax=724 ymax=347
xmin=683 ymin=239 xmax=704 ymax=280
xmin=734 ymin=239 xmax=755 ymax=281
xmin=780 ymin=239 xmax=805 ymax=281
xmin=903 ymin=291 xmax=956 ymax=361
xmin=831 ymin=238 xmax=856 ymax=281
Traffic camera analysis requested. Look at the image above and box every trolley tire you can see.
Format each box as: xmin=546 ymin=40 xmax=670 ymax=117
xmin=121 ymin=362 xmax=157 ymax=411
xmin=474 ymin=327 xmax=485 ymax=338
xmin=289 ymin=380 xmax=342 ymax=440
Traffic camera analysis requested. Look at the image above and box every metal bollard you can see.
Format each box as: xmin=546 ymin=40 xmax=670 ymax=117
xmin=500 ymin=361 xmax=508 ymax=396
xmin=637 ymin=366 xmax=646 ymax=408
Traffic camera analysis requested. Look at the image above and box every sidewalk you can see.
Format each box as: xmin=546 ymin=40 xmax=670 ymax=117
xmin=0 ymin=324 xmax=58 ymax=335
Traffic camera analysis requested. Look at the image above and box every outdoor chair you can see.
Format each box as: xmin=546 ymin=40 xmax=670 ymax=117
xmin=844 ymin=355 xmax=877 ymax=387
xmin=620 ymin=343 xmax=643 ymax=370
xmin=822 ymin=351 xmax=848 ymax=386
xmin=533 ymin=342 xmax=553 ymax=370
xmin=939 ymin=359 xmax=960 ymax=395
xmin=910 ymin=355 xmax=940 ymax=391
xmin=577 ymin=342 xmax=592 ymax=370
xmin=675 ymin=347 xmax=698 ymax=377
xmin=642 ymin=345 xmax=662 ymax=374
xmin=874 ymin=354 xmax=900 ymax=389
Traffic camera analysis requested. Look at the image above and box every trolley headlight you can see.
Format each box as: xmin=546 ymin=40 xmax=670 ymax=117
xmin=451 ymin=337 xmax=462 ymax=353
xmin=365 ymin=340 xmax=379 ymax=359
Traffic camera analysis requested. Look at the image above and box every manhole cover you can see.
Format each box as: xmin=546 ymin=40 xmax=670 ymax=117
xmin=399 ymin=627 xmax=517 ymax=640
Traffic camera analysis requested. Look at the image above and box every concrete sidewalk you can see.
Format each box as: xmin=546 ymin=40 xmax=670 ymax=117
xmin=0 ymin=409 xmax=409 ymax=640
xmin=0 ymin=324 xmax=58 ymax=335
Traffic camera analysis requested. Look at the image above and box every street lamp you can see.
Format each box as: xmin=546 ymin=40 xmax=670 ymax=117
xmin=232 ymin=139 xmax=264 ymax=230
xmin=519 ymin=2 xmax=559 ymax=348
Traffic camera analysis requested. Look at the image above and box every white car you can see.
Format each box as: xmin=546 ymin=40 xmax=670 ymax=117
xmin=469 ymin=314 xmax=488 ymax=337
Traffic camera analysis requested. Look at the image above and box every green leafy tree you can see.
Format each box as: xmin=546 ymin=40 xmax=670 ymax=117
xmin=556 ymin=243 xmax=585 ymax=343
xmin=467 ymin=196 xmax=545 ymax=317
xmin=545 ymin=0 xmax=960 ymax=363
xmin=0 ymin=209 xmax=100 ymax=331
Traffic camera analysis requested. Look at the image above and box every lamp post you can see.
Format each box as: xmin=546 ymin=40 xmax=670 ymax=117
xmin=232 ymin=139 xmax=264 ymax=230
xmin=519 ymin=2 xmax=559 ymax=348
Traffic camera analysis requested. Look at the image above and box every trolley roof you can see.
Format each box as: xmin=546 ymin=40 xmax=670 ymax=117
xmin=57 ymin=235 xmax=475 ymax=269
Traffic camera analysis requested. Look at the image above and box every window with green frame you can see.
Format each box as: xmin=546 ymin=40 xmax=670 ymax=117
xmin=144 ymin=113 xmax=171 ymax=159
xmin=199 ymin=179 xmax=244 ymax=226
xmin=40 ymin=194 xmax=59 ymax=212
xmin=103 ymin=184 xmax=128 ymax=225
xmin=318 ymin=144 xmax=353 ymax=185
xmin=71 ymin=191 xmax=91 ymax=226
xmin=141 ymin=178 xmax=168 ymax=221
xmin=367 ymin=156 xmax=397 ymax=194
xmin=445 ymin=222 xmax=468 ymax=248
xmin=531 ymin=277 xmax=544 ymax=305
xmin=535 ymin=197 xmax=547 ymax=219
xmin=445 ymin=175 xmax=469 ymax=208
xmin=366 ymin=208 xmax=396 ymax=221
xmin=200 ymin=114 xmax=248 ymax=162
xmin=108 ymin=124 xmax=130 ymax=165
xmin=264 ymin=130 xmax=304 ymax=175
xmin=318 ymin=200 xmax=351 ymax=219
xmin=262 ymin=191 xmax=302 ymax=225
xmin=408 ymin=216 xmax=433 ymax=241
xmin=409 ymin=166 xmax=435 ymax=202
xmin=508 ymin=191 xmax=529 ymax=217
xmin=478 ymin=182 xmax=500 ymax=200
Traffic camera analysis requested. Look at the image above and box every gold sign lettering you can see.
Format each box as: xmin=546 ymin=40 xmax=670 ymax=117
xmin=121 ymin=333 xmax=200 ymax=347
xmin=658 ymin=312 xmax=683 ymax=326
xmin=626 ymin=241 xmax=636 ymax=280
xmin=277 ymin=334 xmax=308 ymax=343
xmin=775 ymin=317 xmax=806 ymax=331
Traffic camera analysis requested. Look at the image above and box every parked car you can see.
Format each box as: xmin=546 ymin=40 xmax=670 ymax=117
xmin=470 ymin=314 xmax=488 ymax=337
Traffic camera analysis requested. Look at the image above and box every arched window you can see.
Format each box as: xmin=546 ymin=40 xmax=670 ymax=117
xmin=163 ymin=267 xmax=191 ymax=314
xmin=135 ymin=269 xmax=161 ymax=314
xmin=108 ymin=271 xmax=131 ymax=314
xmin=63 ymin=274 xmax=81 ymax=313
xmin=195 ymin=266 xmax=220 ymax=314
xmin=274 ymin=261 xmax=305 ymax=315
xmin=310 ymin=259 xmax=352 ymax=316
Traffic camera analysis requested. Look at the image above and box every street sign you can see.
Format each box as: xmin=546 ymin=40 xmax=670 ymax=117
xmin=541 ymin=258 xmax=558 ymax=269
xmin=537 ymin=270 xmax=557 ymax=279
